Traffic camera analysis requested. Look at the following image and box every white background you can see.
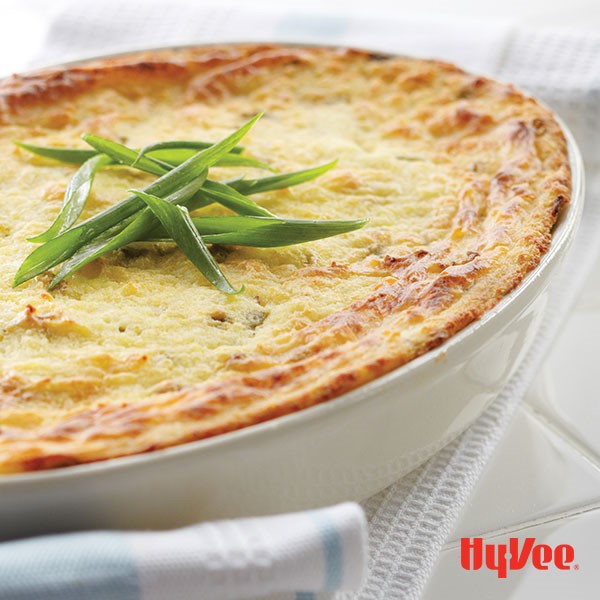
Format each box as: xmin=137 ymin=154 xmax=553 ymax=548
xmin=0 ymin=0 xmax=599 ymax=76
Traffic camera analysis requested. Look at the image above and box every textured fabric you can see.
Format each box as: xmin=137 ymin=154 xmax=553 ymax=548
xmin=0 ymin=503 xmax=367 ymax=600
xmin=0 ymin=531 xmax=139 ymax=600
xmin=32 ymin=2 xmax=512 ymax=76
xmin=4 ymin=4 xmax=600 ymax=599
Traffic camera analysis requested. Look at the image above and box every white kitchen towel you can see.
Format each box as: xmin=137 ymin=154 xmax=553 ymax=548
xmin=6 ymin=3 xmax=600 ymax=599
xmin=0 ymin=503 xmax=367 ymax=600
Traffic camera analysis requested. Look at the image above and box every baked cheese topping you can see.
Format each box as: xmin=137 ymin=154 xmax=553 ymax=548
xmin=0 ymin=45 xmax=569 ymax=472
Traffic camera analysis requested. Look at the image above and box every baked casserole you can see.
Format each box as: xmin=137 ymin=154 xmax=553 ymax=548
xmin=0 ymin=44 xmax=570 ymax=473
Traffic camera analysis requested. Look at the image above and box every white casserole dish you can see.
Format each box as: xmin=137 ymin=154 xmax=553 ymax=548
xmin=0 ymin=52 xmax=584 ymax=540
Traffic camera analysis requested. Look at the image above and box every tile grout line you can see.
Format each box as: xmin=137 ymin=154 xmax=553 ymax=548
xmin=521 ymin=401 xmax=600 ymax=473
xmin=443 ymin=501 xmax=600 ymax=550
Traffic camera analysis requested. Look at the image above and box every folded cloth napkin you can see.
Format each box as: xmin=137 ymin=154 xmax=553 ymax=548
xmin=3 ymin=3 xmax=600 ymax=599
xmin=0 ymin=503 xmax=367 ymax=600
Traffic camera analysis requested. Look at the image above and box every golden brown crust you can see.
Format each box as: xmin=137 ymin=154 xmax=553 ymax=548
xmin=0 ymin=44 xmax=570 ymax=473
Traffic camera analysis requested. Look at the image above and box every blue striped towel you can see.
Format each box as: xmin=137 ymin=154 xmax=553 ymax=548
xmin=0 ymin=503 xmax=367 ymax=599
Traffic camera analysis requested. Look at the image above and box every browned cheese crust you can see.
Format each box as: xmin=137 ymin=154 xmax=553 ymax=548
xmin=0 ymin=45 xmax=570 ymax=473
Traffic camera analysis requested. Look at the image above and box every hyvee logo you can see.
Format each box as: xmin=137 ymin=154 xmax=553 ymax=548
xmin=460 ymin=537 xmax=577 ymax=578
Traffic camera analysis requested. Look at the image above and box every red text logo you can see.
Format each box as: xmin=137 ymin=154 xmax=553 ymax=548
xmin=460 ymin=537 xmax=575 ymax=578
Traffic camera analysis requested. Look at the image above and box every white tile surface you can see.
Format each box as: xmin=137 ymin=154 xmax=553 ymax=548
xmin=575 ymin=247 xmax=600 ymax=311
xmin=423 ymin=507 xmax=600 ymax=600
xmin=526 ymin=306 xmax=600 ymax=464
xmin=447 ymin=407 xmax=600 ymax=542
xmin=528 ymin=251 xmax=600 ymax=458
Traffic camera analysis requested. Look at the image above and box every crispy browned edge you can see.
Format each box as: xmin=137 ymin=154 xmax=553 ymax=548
xmin=0 ymin=44 xmax=571 ymax=472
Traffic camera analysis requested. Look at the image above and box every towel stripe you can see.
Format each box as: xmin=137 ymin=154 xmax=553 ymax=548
xmin=0 ymin=532 xmax=139 ymax=600
xmin=311 ymin=510 xmax=344 ymax=590
xmin=294 ymin=510 xmax=345 ymax=599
